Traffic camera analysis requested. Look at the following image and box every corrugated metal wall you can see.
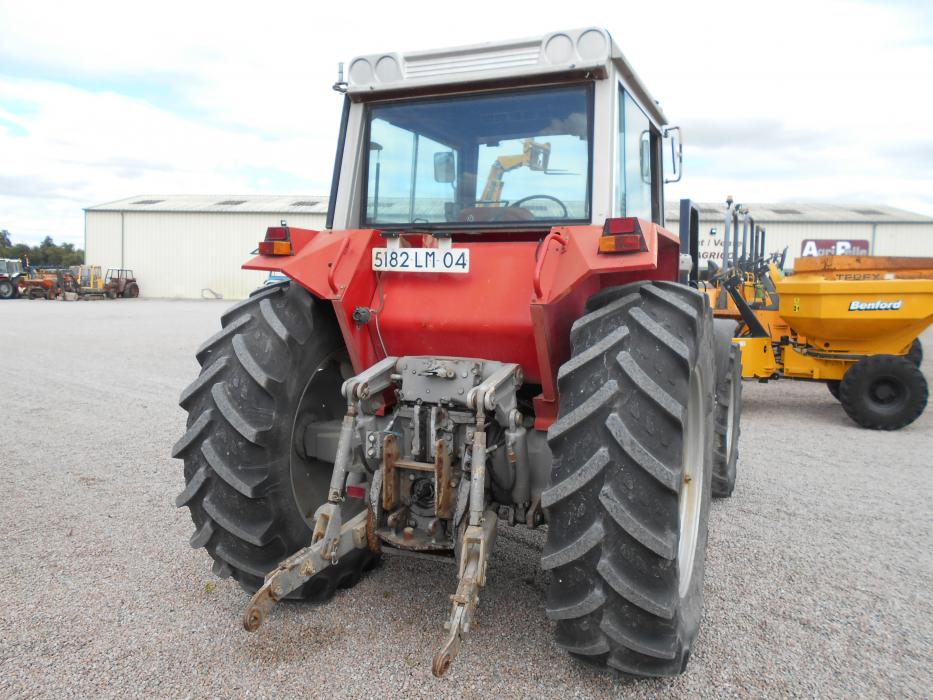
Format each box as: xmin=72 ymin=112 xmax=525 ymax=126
xmin=85 ymin=211 xmax=327 ymax=299
xmin=85 ymin=212 xmax=123 ymax=271
xmin=870 ymin=224 xmax=933 ymax=256
xmin=670 ymin=218 xmax=933 ymax=269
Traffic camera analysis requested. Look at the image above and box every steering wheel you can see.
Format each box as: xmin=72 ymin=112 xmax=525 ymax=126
xmin=508 ymin=194 xmax=569 ymax=219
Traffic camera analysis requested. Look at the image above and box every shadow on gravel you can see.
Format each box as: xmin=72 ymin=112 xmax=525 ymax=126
xmin=741 ymin=393 xmax=851 ymax=427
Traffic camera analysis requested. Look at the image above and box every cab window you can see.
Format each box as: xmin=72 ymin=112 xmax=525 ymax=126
xmin=615 ymin=86 xmax=653 ymax=220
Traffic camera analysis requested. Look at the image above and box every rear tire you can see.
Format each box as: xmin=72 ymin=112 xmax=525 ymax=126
xmin=711 ymin=321 xmax=741 ymax=498
xmin=124 ymin=283 xmax=139 ymax=298
xmin=0 ymin=280 xmax=14 ymax=299
xmin=543 ymin=281 xmax=715 ymax=677
xmin=838 ymin=355 xmax=927 ymax=430
xmin=173 ymin=282 xmax=378 ymax=598
xmin=906 ymin=339 xmax=923 ymax=368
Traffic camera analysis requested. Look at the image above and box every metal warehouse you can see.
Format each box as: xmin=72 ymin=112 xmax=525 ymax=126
xmin=84 ymin=195 xmax=328 ymax=299
xmin=85 ymin=196 xmax=933 ymax=299
xmin=667 ymin=202 xmax=933 ymax=272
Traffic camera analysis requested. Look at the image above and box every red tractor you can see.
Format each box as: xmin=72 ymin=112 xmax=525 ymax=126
xmin=174 ymin=28 xmax=741 ymax=678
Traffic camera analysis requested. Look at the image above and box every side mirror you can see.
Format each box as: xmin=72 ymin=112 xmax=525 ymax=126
xmin=433 ymin=151 xmax=455 ymax=183
xmin=663 ymin=126 xmax=683 ymax=184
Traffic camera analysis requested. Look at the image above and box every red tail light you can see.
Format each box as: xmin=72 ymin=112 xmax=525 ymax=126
xmin=599 ymin=217 xmax=646 ymax=254
xmin=259 ymin=226 xmax=292 ymax=255
xmin=345 ymin=485 xmax=366 ymax=499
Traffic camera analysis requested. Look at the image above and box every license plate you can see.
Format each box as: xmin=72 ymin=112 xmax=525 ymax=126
xmin=371 ymin=247 xmax=470 ymax=273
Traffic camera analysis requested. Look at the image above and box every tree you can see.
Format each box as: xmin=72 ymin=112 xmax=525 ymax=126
xmin=0 ymin=231 xmax=84 ymax=268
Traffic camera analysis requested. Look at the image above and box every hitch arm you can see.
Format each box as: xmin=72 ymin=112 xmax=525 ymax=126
xmin=432 ymin=511 xmax=497 ymax=677
xmin=431 ymin=402 xmax=498 ymax=678
xmin=242 ymin=509 xmax=369 ymax=632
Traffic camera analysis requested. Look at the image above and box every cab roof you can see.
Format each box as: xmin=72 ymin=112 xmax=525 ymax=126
xmin=345 ymin=27 xmax=667 ymax=127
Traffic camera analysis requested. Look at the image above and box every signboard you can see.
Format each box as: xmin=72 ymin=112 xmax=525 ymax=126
xmin=800 ymin=239 xmax=870 ymax=257
xmin=699 ymin=227 xmax=726 ymax=261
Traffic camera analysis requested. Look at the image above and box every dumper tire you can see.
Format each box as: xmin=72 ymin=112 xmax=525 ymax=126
xmin=838 ymin=354 xmax=928 ymax=430
xmin=543 ymin=280 xmax=715 ymax=677
xmin=711 ymin=320 xmax=741 ymax=498
xmin=826 ymin=381 xmax=841 ymax=401
xmin=173 ymin=281 xmax=378 ymax=599
xmin=906 ymin=339 xmax=923 ymax=368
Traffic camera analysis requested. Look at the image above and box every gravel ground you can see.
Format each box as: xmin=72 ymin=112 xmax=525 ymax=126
xmin=1 ymin=299 xmax=931 ymax=699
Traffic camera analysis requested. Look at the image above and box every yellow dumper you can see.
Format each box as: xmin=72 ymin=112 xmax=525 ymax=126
xmin=733 ymin=264 xmax=932 ymax=429
xmin=793 ymin=255 xmax=933 ymax=281
xmin=699 ymin=200 xmax=931 ymax=429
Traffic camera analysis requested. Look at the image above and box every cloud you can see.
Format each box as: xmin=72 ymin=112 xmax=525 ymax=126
xmin=0 ymin=174 xmax=84 ymax=200
xmin=686 ymin=118 xmax=836 ymax=151
xmin=0 ymin=0 xmax=931 ymax=246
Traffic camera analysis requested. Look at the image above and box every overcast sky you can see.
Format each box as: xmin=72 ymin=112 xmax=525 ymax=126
xmin=1 ymin=0 xmax=931 ymax=246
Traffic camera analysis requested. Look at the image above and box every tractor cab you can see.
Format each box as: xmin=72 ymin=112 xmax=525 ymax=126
xmin=328 ymin=28 xmax=680 ymax=233
xmin=105 ymin=268 xmax=134 ymax=283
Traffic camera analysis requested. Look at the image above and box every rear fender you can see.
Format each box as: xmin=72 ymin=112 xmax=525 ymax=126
xmin=244 ymin=228 xmax=383 ymax=373
xmin=243 ymin=221 xmax=682 ymax=429
xmin=529 ymin=220 xmax=681 ymax=426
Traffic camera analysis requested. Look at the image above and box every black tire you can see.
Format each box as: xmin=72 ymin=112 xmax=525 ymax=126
xmin=906 ymin=339 xmax=923 ymax=368
xmin=838 ymin=355 xmax=928 ymax=430
xmin=711 ymin=336 xmax=741 ymax=498
xmin=124 ymin=283 xmax=139 ymax=298
xmin=543 ymin=280 xmax=715 ymax=677
xmin=172 ymin=282 xmax=378 ymax=599
xmin=826 ymin=380 xmax=841 ymax=401
xmin=0 ymin=280 xmax=15 ymax=299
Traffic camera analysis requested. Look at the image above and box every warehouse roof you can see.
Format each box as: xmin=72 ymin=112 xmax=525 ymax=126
xmin=86 ymin=195 xmax=932 ymax=224
xmin=666 ymin=202 xmax=933 ymax=224
xmin=86 ymin=195 xmax=329 ymax=214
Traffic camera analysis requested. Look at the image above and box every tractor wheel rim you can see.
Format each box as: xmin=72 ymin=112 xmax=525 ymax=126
xmin=868 ymin=376 xmax=905 ymax=410
xmin=678 ymin=366 xmax=705 ymax=598
xmin=289 ymin=350 xmax=353 ymax=529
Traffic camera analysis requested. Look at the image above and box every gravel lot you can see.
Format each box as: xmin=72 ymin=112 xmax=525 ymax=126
xmin=1 ymin=299 xmax=931 ymax=699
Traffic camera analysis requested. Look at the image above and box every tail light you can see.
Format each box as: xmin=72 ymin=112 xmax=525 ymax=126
xmin=599 ymin=217 xmax=646 ymax=254
xmin=259 ymin=226 xmax=293 ymax=256
xmin=345 ymin=485 xmax=366 ymax=499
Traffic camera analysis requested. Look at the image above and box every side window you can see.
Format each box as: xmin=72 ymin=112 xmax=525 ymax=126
xmin=615 ymin=86 xmax=653 ymax=219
